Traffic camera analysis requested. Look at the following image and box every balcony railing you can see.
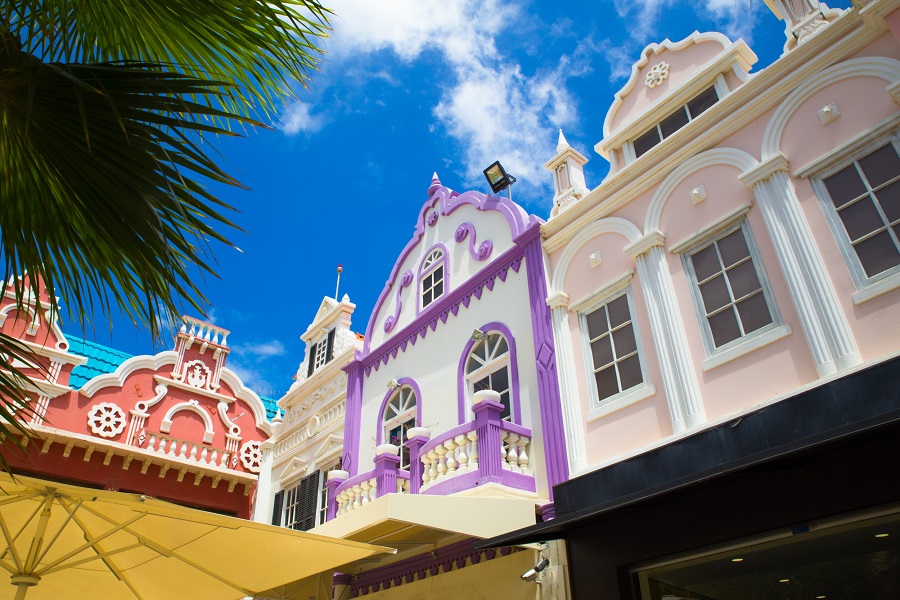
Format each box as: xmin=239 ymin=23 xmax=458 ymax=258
xmin=325 ymin=390 xmax=534 ymax=519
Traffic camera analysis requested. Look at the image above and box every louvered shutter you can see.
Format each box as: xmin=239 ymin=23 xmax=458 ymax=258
xmin=325 ymin=329 xmax=336 ymax=364
xmin=271 ymin=490 xmax=284 ymax=526
xmin=298 ymin=471 xmax=320 ymax=531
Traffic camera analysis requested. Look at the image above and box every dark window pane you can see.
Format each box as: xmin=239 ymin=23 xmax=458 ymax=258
xmin=699 ymin=275 xmax=731 ymax=313
xmin=736 ymin=292 xmax=773 ymax=334
xmin=612 ymin=323 xmax=637 ymax=357
xmin=634 ymin=127 xmax=661 ymax=158
xmin=433 ymin=280 xmax=443 ymax=298
xmin=499 ymin=390 xmax=511 ymax=420
xmin=473 ymin=374 xmax=491 ymax=391
xmin=491 ymin=366 xmax=509 ymax=394
xmin=877 ymin=180 xmax=900 ymax=223
xmin=607 ymin=296 xmax=631 ymax=328
xmin=858 ymin=143 xmax=900 ymax=189
xmin=595 ymin=367 xmax=619 ymax=401
xmin=727 ymin=260 xmax=762 ymax=299
xmin=617 ymin=354 xmax=643 ymax=391
xmin=709 ymin=308 xmax=741 ymax=347
xmin=591 ymin=335 xmax=613 ymax=369
xmin=586 ymin=308 xmax=609 ymax=338
xmin=824 ymin=165 xmax=866 ymax=208
xmin=854 ymin=231 xmax=900 ymax=277
xmin=717 ymin=230 xmax=750 ymax=267
xmin=466 ymin=355 xmax=480 ymax=374
xmin=660 ymin=108 xmax=689 ymax=138
xmin=495 ymin=336 xmax=508 ymax=356
xmin=687 ymin=86 xmax=718 ymax=118
xmin=838 ymin=197 xmax=886 ymax=242
xmin=692 ymin=244 xmax=721 ymax=281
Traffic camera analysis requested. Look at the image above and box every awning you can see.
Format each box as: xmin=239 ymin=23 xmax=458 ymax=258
xmin=0 ymin=472 xmax=394 ymax=599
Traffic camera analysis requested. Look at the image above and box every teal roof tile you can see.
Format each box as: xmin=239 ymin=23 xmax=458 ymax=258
xmin=66 ymin=336 xmax=133 ymax=390
xmin=260 ymin=396 xmax=279 ymax=421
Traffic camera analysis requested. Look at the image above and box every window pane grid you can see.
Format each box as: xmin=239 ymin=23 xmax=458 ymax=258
xmin=585 ymin=294 xmax=642 ymax=402
xmin=853 ymin=162 xmax=900 ymax=248
xmin=313 ymin=339 xmax=328 ymax=370
xmin=633 ymin=86 xmax=719 ymax=159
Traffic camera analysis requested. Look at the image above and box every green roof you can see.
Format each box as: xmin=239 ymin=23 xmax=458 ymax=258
xmin=66 ymin=336 xmax=133 ymax=389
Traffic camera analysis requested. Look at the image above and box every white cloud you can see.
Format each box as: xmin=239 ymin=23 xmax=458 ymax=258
xmin=280 ymin=101 xmax=326 ymax=135
xmin=232 ymin=340 xmax=286 ymax=359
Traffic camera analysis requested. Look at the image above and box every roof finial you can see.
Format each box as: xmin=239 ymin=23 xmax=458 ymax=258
xmin=556 ymin=130 xmax=571 ymax=153
xmin=428 ymin=172 xmax=442 ymax=197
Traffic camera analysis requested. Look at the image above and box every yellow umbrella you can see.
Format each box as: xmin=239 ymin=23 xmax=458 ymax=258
xmin=0 ymin=472 xmax=393 ymax=599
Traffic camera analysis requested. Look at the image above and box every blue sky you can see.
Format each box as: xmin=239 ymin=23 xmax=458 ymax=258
xmin=79 ymin=0 xmax=851 ymax=398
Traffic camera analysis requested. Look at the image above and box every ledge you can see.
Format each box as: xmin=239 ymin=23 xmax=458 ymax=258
xmin=587 ymin=383 xmax=657 ymax=422
xmin=701 ymin=324 xmax=792 ymax=371
xmin=852 ymin=270 xmax=900 ymax=304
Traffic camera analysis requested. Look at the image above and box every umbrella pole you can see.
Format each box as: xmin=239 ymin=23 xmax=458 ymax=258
xmin=10 ymin=574 xmax=39 ymax=600
xmin=14 ymin=582 xmax=30 ymax=600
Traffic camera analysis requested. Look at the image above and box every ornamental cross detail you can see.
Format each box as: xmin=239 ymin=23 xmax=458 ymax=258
xmin=645 ymin=62 xmax=670 ymax=88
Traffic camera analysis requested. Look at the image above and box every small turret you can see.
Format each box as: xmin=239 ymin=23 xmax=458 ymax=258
xmin=764 ymin=0 xmax=843 ymax=52
xmin=544 ymin=130 xmax=590 ymax=218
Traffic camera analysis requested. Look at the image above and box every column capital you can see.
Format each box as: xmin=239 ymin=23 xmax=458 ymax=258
xmin=545 ymin=290 xmax=570 ymax=309
xmin=739 ymin=153 xmax=790 ymax=188
xmin=624 ymin=229 xmax=666 ymax=259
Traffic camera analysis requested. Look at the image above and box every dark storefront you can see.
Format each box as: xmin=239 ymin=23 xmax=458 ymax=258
xmin=479 ymin=356 xmax=900 ymax=599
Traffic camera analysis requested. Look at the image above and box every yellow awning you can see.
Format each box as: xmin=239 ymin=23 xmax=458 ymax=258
xmin=0 ymin=472 xmax=393 ymax=599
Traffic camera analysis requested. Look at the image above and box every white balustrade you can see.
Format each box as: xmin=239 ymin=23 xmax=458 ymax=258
xmin=180 ymin=316 xmax=229 ymax=347
xmin=335 ymin=477 xmax=378 ymax=515
xmin=145 ymin=433 xmax=230 ymax=468
xmin=500 ymin=431 xmax=532 ymax=476
xmin=419 ymin=429 xmax=479 ymax=492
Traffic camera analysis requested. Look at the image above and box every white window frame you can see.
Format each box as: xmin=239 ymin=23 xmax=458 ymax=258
xmin=629 ymin=84 xmax=721 ymax=161
xmin=807 ymin=130 xmax=900 ymax=304
xmin=570 ymin=272 xmax=656 ymax=421
xmin=420 ymin=248 xmax=445 ymax=310
xmin=681 ymin=219 xmax=789 ymax=369
xmin=382 ymin=385 xmax=417 ymax=468
xmin=281 ymin=471 xmax=323 ymax=531
xmin=465 ymin=331 xmax=513 ymax=422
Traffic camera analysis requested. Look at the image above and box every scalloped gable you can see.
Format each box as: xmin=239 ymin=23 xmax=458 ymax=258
xmin=361 ymin=173 xmax=533 ymax=356
xmin=602 ymin=31 xmax=747 ymax=144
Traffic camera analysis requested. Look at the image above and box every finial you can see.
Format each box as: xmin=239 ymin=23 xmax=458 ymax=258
xmin=273 ymin=408 xmax=283 ymax=423
xmin=556 ymin=130 xmax=571 ymax=153
xmin=335 ymin=264 xmax=343 ymax=301
xmin=428 ymin=172 xmax=442 ymax=196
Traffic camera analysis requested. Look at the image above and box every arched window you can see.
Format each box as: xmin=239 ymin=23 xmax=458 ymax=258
xmin=420 ymin=247 xmax=445 ymax=309
xmin=382 ymin=385 xmax=417 ymax=468
xmin=465 ymin=331 xmax=512 ymax=421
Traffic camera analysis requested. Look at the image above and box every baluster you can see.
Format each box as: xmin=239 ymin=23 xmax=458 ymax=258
xmin=210 ymin=449 xmax=218 ymax=466
xmin=220 ymin=451 xmax=230 ymax=467
xmin=396 ymin=479 xmax=404 ymax=494
xmin=147 ymin=434 xmax=157 ymax=452
xmin=505 ymin=433 xmax=519 ymax=471
xmin=516 ymin=436 xmax=531 ymax=475
xmin=189 ymin=444 xmax=198 ymax=461
xmin=499 ymin=431 xmax=509 ymax=470
xmin=436 ymin=446 xmax=448 ymax=480
xmin=370 ymin=479 xmax=379 ymax=502
xmin=467 ymin=431 xmax=478 ymax=469
xmin=355 ymin=483 xmax=366 ymax=508
xmin=455 ymin=434 xmax=469 ymax=472
xmin=200 ymin=447 xmax=209 ymax=464
xmin=166 ymin=439 xmax=177 ymax=457
xmin=428 ymin=449 xmax=439 ymax=483
xmin=421 ymin=453 xmax=432 ymax=485
xmin=444 ymin=439 xmax=458 ymax=475
xmin=179 ymin=441 xmax=188 ymax=458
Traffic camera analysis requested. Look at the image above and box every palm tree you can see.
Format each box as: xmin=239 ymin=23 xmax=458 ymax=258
xmin=0 ymin=0 xmax=330 ymax=455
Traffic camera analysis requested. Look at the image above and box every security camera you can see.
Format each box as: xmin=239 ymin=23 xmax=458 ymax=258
xmin=520 ymin=556 xmax=550 ymax=582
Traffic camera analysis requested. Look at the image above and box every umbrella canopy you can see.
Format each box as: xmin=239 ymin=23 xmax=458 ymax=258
xmin=0 ymin=472 xmax=393 ymax=599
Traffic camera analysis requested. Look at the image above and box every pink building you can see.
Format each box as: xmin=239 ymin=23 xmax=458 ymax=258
xmin=485 ymin=1 xmax=900 ymax=598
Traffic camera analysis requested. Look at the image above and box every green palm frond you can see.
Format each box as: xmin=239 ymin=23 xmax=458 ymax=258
xmin=0 ymin=330 xmax=41 ymax=471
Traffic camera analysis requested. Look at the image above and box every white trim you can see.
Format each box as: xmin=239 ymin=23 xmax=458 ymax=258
xmin=646 ymin=147 xmax=758 ymax=232
xmin=80 ymin=351 xmax=177 ymax=396
xmin=794 ymin=112 xmax=900 ymax=178
xmin=569 ymin=271 xmax=635 ymax=314
xmin=701 ymin=324 xmax=792 ymax=371
xmin=549 ymin=217 xmax=642 ymax=292
xmin=624 ymin=230 xmax=666 ymax=259
xmin=160 ymin=400 xmax=216 ymax=444
xmin=762 ymin=56 xmax=900 ymax=158
xmin=586 ymin=382 xmax=657 ymax=422
xmin=668 ymin=202 xmax=754 ymax=254
xmin=852 ymin=270 xmax=900 ymax=304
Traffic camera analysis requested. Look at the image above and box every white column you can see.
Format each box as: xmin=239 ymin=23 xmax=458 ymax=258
xmin=546 ymin=290 xmax=588 ymax=474
xmin=626 ymin=232 xmax=706 ymax=434
xmin=250 ymin=440 xmax=276 ymax=524
xmin=741 ymin=154 xmax=861 ymax=377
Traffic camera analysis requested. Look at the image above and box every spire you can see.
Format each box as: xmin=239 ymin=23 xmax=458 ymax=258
xmin=556 ymin=129 xmax=571 ymax=153
xmin=428 ymin=172 xmax=442 ymax=196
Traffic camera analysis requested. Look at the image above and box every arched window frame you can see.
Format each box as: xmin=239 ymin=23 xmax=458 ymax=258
xmin=457 ymin=322 xmax=520 ymax=425
xmin=376 ymin=378 xmax=422 ymax=469
xmin=418 ymin=244 xmax=448 ymax=313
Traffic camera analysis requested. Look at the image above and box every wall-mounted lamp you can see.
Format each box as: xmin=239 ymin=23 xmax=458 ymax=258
xmin=471 ymin=329 xmax=486 ymax=342
xmin=483 ymin=161 xmax=517 ymax=199
xmin=521 ymin=556 xmax=550 ymax=582
xmin=387 ymin=379 xmax=399 ymax=390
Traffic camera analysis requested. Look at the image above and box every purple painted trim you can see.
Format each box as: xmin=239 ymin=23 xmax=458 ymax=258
xmin=374 ymin=453 xmax=400 ymax=498
xmin=472 ymin=398 xmax=505 ymax=483
xmin=539 ymin=503 xmax=556 ymax=521
xmin=415 ymin=243 xmax=450 ymax=318
xmin=499 ymin=469 xmax=537 ymax=492
xmin=522 ymin=235 xmax=570 ymax=496
xmin=343 ymin=365 xmax=363 ymax=476
xmin=404 ymin=435 xmax=429 ymax=495
xmin=355 ymin=242 xmax=530 ymax=375
xmin=325 ymin=476 xmax=344 ymax=521
xmin=362 ymin=181 xmax=534 ymax=355
xmin=499 ymin=419 xmax=531 ymax=437
xmin=418 ymin=421 xmax=475 ymax=457
xmin=334 ymin=468 xmax=377 ymax=496
xmin=419 ymin=469 xmax=480 ymax=496
xmin=350 ymin=538 xmax=525 ymax=597
xmin=456 ymin=321 xmax=521 ymax=425
xmin=454 ymin=222 xmax=493 ymax=262
xmin=383 ymin=270 xmax=413 ymax=333
xmin=375 ymin=377 xmax=423 ymax=445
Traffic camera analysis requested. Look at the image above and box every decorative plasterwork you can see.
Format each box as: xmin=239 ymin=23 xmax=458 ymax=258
xmin=549 ymin=217 xmax=642 ymax=293
xmin=568 ymin=270 xmax=636 ymax=313
xmin=275 ymin=401 xmax=345 ymax=462
xmin=383 ymin=270 xmax=413 ymax=333
xmin=87 ymin=402 xmax=127 ymax=438
xmin=761 ymin=56 xmax=900 ymax=158
xmin=668 ymin=202 xmax=754 ymax=253
xmin=240 ymin=440 xmax=263 ymax=472
xmin=818 ymin=102 xmax=841 ymax=124
xmin=623 ymin=230 xmax=667 ymax=259
xmin=589 ymin=251 xmax=603 ymax=268
xmin=160 ymin=399 xmax=215 ymax=444
xmin=80 ymin=351 xmax=177 ymax=397
xmin=454 ymin=223 xmax=493 ymax=261
xmin=645 ymin=62 xmax=670 ymax=88
xmin=363 ymin=176 xmax=534 ymax=354
xmin=645 ymin=147 xmax=758 ymax=231
xmin=690 ymin=185 xmax=707 ymax=205
xmin=794 ymin=112 xmax=900 ymax=178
